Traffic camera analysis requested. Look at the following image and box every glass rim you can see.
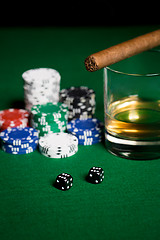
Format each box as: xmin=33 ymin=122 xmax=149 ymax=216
xmin=106 ymin=49 xmax=160 ymax=77
xmin=106 ymin=66 xmax=160 ymax=77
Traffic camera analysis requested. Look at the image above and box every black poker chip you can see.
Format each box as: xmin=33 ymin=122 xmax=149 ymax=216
xmin=59 ymin=86 xmax=96 ymax=121
xmin=60 ymin=86 xmax=95 ymax=99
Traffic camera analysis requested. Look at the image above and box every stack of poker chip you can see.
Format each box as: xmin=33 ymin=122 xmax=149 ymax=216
xmin=67 ymin=118 xmax=104 ymax=145
xmin=22 ymin=68 xmax=61 ymax=111
xmin=0 ymin=127 xmax=39 ymax=154
xmin=30 ymin=102 xmax=68 ymax=136
xmin=0 ymin=109 xmax=29 ymax=132
xmin=59 ymin=86 xmax=96 ymax=121
xmin=39 ymin=132 xmax=78 ymax=158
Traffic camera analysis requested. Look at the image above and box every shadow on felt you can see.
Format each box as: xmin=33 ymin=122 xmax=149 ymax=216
xmin=10 ymin=99 xmax=25 ymax=109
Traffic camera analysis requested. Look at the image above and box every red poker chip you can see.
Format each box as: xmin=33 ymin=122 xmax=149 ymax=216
xmin=1 ymin=119 xmax=28 ymax=128
xmin=0 ymin=124 xmax=29 ymax=132
xmin=0 ymin=121 xmax=29 ymax=132
xmin=0 ymin=109 xmax=29 ymax=131
xmin=0 ymin=109 xmax=29 ymax=124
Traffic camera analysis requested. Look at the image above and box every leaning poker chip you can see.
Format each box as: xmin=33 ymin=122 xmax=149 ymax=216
xmin=39 ymin=132 xmax=78 ymax=158
xmin=0 ymin=127 xmax=39 ymax=146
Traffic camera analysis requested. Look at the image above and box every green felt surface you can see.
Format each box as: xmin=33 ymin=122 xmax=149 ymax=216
xmin=0 ymin=26 xmax=160 ymax=240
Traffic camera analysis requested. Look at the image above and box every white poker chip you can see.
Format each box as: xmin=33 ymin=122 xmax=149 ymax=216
xmin=39 ymin=145 xmax=78 ymax=158
xmin=39 ymin=132 xmax=78 ymax=149
xmin=22 ymin=68 xmax=61 ymax=111
xmin=39 ymin=132 xmax=78 ymax=158
xmin=22 ymin=68 xmax=61 ymax=84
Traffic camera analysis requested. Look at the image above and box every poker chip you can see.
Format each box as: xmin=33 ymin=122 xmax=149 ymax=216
xmin=67 ymin=118 xmax=104 ymax=145
xmin=78 ymin=138 xmax=102 ymax=145
xmin=67 ymin=118 xmax=103 ymax=134
xmin=30 ymin=102 xmax=68 ymax=136
xmin=59 ymin=86 xmax=96 ymax=121
xmin=31 ymin=102 xmax=68 ymax=119
xmin=0 ymin=109 xmax=29 ymax=131
xmin=0 ymin=127 xmax=39 ymax=154
xmin=77 ymin=133 xmax=101 ymax=140
xmin=22 ymin=68 xmax=61 ymax=111
xmin=39 ymin=132 xmax=78 ymax=158
xmin=0 ymin=127 xmax=39 ymax=145
xmin=2 ymin=143 xmax=37 ymax=154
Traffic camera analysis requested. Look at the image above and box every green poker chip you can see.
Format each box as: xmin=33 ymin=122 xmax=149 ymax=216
xmin=31 ymin=102 xmax=68 ymax=117
xmin=31 ymin=102 xmax=68 ymax=136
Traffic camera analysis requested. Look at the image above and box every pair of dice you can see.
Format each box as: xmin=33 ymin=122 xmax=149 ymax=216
xmin=55 ymin=167 xmax=104 ymax=191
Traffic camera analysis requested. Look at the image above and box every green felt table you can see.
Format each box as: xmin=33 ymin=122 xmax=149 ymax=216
xmin=0 ymin=25 xmax=160 ymax=240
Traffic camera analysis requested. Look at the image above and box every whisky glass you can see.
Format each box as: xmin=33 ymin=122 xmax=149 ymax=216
xmin=104 ymin=50 xmax=160 ymax=160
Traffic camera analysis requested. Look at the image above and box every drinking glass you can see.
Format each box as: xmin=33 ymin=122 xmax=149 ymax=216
xmin=104 ymin=50 xmax=160 ymax=160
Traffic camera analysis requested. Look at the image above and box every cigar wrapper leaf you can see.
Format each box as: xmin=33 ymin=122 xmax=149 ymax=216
xmin=84 ymin=29 xmax=160 ymax=72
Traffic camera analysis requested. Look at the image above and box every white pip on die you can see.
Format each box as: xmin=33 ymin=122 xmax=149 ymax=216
xmin=87 ymin=167 xmax=104 ymax=184
xmin=55 ymin=173 xmax=73 ymax=191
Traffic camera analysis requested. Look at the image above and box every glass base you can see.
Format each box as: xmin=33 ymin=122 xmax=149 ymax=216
xmin=105 ymin=133 xmax=160 ymax=160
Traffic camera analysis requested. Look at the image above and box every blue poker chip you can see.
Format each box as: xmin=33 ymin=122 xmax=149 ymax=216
xmin=78 ymin=138 xmax=102 ymax=145
xmin=0 ymin=127 xmax=39 ymax=146
xmin=2 ymin=143 xmax=37 ymax=154
xmin=4 ymin=138 xmax=38 ymax=147
xmin=3 ymin=139 xmax=38 ymax=150
xmin=70 ymin=129 xmax=103 ymax=137
xmin=67 ymin=118 xmax=104 ymax=135
xmin=76 ymin=133 xmax=102 ymax=141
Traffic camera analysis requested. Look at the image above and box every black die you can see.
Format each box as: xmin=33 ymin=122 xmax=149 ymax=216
xmin=87 ymin=167 xmax=104 ymax=184
xmin=55 ymin=173 xmax=73 ymax=191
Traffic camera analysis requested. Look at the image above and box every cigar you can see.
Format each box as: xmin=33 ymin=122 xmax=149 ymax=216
xmin=84 ymin=29 xmax=160 ymax=72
